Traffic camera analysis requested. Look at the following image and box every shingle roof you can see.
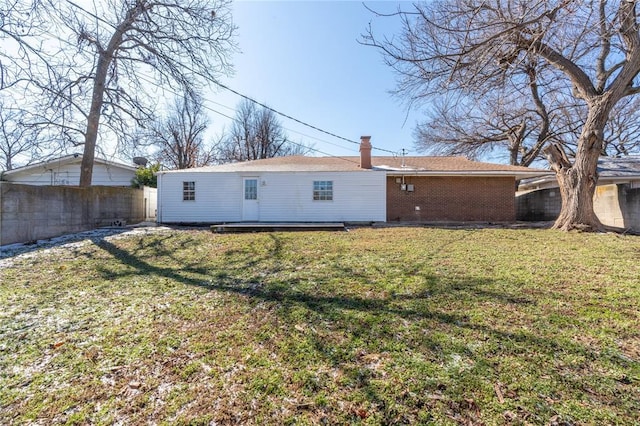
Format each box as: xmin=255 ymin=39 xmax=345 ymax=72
xmin=162 ymin=156 xmax=362 ymax=173
xmin=597 ymin=155 xmax=640 ymax=178
xmin=372 ymin=156 xmax=545 ymax=173
xmin=158 ymin=155 xmax=549 ymax=177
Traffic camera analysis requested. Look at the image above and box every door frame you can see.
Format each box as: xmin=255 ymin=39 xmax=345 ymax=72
xmin=242 ymin=177 xmax=260 ymax=221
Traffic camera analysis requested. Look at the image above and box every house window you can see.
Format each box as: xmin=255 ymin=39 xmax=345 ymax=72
xmin=313 ymin=180 xmax=333 ymax=201
xmin=183 ymin=181 xmax=195 ymax=201
xmin=244 ymin=179 xmax=258 ymax=200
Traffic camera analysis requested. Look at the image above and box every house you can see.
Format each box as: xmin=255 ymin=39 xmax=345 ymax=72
xmin=0 ymin=154 xmax=158 ymax=245
xmin=517 ymin=156 xmax=640 ymax=230
xmin=1 ymin=154 xmax=138 ymax=186
xmin=156 ymin=137 xmax=548 ymax=225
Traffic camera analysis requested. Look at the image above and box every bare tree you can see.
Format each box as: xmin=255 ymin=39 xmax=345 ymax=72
xmin=363 ymin=1 xmax=640 ymax=231
xmin=602 ymin=97 xmax=640 ymax=156
xmin=0 ymin=105 xmax=35 ymax=170
xmin=0 ymin=96 xmax=61 ymax=170
xmin=0 ymin=0 xmax=55 ymax=91
xmin=1 ymin=0 xmax=235 ymax=186
xmin=150 ymin=93 xmax=215 ymax=170
xmin=418 ymin=73 xmax=640 ymax=165
xmin=415 ymin=58 xmax=581 ymax=167
xmin=217 ymin=99 xmax=309 ymax=163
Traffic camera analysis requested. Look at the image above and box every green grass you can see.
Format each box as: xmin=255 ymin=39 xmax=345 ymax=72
xmin=1 ymin=227 xmax=639 ymax=424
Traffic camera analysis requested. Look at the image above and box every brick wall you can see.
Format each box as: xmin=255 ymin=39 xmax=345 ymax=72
xmin=386 ymin=176 xmax=516 ymax=222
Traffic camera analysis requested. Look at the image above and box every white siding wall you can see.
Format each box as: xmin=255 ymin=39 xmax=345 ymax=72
xmin=158 ymin=172 xmax=243 ymax=223
xmin=157 ymin=171 xmax=386 ymax=223
xmin=4 ymin=166 xmax=55 ymax=185
xmin=91 ymin=164 xmax=136 ymax=186
xmin=257 ymin=172 xmax=386 ymax=222
xmin=6 ymin=162 xmax=135 ymax=186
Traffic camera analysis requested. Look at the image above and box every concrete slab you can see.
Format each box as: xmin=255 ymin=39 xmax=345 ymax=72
xmin=213 ymin=222 xmax=346 ymax=233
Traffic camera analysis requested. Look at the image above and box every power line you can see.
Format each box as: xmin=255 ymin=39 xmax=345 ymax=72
xmin=115 ymin=69 xmax=357 ymax=154
xmin=213 ymin=81 xmax=400 ymax=155
xmin=61 ymin=0 xmax=402 ymax=156
xmin=205 ymin=99 xmax=359 ymax=153
xmin=133 ymin=72 xmax=360 ymax=165
xmin=212 ymin=81 xmax=361 ymax=148
xmin=133 ymin=73 xmax=356 ymax=159
xmin=205 ymin=105 xmax=360 ymax=165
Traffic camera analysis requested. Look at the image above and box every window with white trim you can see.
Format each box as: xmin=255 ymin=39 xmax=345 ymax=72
xmin=313 ymin=180 xmax=333 ymax=201
xmin=183 ymin=181 xmax=195 ymax=201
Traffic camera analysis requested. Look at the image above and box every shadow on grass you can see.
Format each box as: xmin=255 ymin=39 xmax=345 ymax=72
xmin=91 ymin=235 xmax=609 ymax=362
xmin=0 ymin=228 xmax=133 ymax=260
xmin=89 ymin=233 xmax=640 ymax=422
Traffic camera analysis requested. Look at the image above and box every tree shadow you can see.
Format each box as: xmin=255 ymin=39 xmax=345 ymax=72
xmin=92 ymin=235 xmax=605 ymax=362
xmin=0 ymin=227 xmax=133 ymax=260
xmin=91 ymin=233 xmax=636 ymax=422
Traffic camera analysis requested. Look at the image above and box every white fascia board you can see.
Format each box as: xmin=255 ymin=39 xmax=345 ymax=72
xmin=384 ymin=170 xmax=554 ymax=179
xmin=2 ymin=155 xmax=78 ymax=175
xmin=4 ymin=155 xmax=137 ymax=175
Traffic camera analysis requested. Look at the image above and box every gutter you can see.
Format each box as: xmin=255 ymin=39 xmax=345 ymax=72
xmin=384 ymin=170 xmax=553 ymax=179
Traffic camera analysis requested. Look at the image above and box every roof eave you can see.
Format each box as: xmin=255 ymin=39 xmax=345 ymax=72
xmin=520 ymin=173 xmax=640 ymax=190
xmin=2 ymin=154 xmax=80 ymax=175
xmin=3 ymin=155 xmax=137 ymax=175
xmin=385 ymin=170 xmax=553 ymax=179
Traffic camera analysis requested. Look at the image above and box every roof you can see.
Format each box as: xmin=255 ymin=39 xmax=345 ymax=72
xmin=597 ymin=155 xmax=640 ymax=179
xmin=519 ymin=155 xmax=640 ymax=191
xmin=2 ymin=154 xmax=138 ymax=175
xmin=157 ymin=155 xmax=550 ymax=178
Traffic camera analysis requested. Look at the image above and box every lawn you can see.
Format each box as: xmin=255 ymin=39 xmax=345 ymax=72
xmin=1 ymin=227 xmax=639 ymax=425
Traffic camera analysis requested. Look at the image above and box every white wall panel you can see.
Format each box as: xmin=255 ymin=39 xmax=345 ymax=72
xmin=158 ymin=172 xmax=243 ymax=223
xmin=158 ymin=171 xmax=386 ymax=223
xmin=6 ymin=162 xmax=135 ymax=186
xmin=257 ymin=172 xmax=386 ymax=222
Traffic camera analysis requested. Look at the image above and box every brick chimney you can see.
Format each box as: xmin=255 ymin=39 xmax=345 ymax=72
xmin=359 ymin=136 xmax=372 ymax=169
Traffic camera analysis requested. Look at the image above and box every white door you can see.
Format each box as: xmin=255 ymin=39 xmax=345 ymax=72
xmin=242 ymin=178 xmax=259 ymax=221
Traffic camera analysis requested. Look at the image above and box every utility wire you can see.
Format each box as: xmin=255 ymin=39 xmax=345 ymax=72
xmin=213 ymin=81 xmax=401 ymax=155
xmin=205 ymin=98 xmax=359 ymax=153
xmin=205 ymin=105 xmax=360 ymax=165
xmin=133 ymin=72 xmax=360 ymax=165
xmin=62 ymin=0 xmax=402 ymax=156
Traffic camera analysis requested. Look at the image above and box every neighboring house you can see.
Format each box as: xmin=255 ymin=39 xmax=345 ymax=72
xmin=1 ymin=154 xmax=138 ymax=186
xmin=0 ymin=154 xmax=158 ymax=245
xmin=157 ymin=137 xmax=547 ymax=224
xmin=517 ymin=156 xmax=640 ymax=230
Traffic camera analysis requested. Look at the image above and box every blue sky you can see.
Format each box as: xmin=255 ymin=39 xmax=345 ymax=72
xmin=206 ymin=0 xmax=419 ymax=158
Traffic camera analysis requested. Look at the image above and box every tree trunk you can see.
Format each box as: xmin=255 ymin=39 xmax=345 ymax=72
xmin=553 ymin=160 xmax=601 ymax=231
xmin=78 ymin=3 xmax=146 ymax=187
xmin=544 ymin=105 xmax=610 ymax=231
xmin=79 ymin=52 xmax=110 ymax=187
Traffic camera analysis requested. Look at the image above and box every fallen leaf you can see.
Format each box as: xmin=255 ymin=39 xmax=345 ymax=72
xmin=354 ymin=408 xmax=368 ymax=419
xmin=425 ymin=393 xmax=446 ymax=400
xmin=503 ymin=410 xmax=516 ymax=421
xmin=494 ymin=382 xmax=505 ymax=403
